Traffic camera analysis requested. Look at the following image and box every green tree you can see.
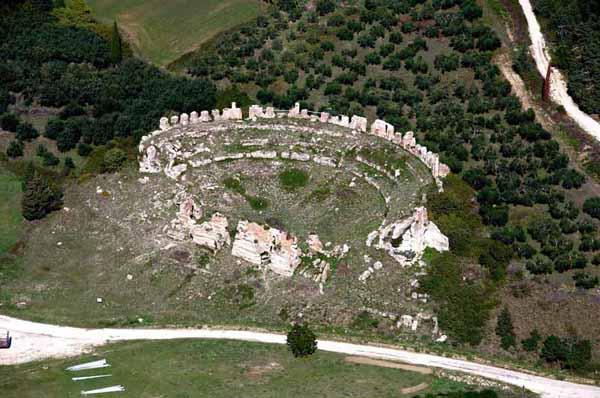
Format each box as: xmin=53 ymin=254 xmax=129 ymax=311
xmin=111 ymin=21 xmax=123 ymax=64
xmin=21 ymin=171 xmax=62 ymax=221
xmin=522 ymin=329 xmax=541 ymax=352
xmin=496 ymin=307 xmax=516 ymax=350
xmin=287 ymin=323 xmax=317 ymax=357
xmin=6 ymin=140 xmax=24 ymax=158
xmin=540 ymin=335 xmax=567 ymax=364
xmin=583 ymin=197 xmax=600 ymax=219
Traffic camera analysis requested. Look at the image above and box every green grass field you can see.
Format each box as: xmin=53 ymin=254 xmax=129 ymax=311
xmin=0 ymin=168 xmax=22 ymax=255
xmin=86 ymin=0 xmax=263 ymax=66
xmin=0 ymin=339 xmax=482 ymax=398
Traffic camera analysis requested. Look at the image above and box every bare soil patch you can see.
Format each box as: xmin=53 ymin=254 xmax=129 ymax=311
xmin=345 ymin=356 xmax=433 ymax=375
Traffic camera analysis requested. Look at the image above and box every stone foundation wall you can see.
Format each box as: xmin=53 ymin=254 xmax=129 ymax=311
xmin=141 ymin=102 xmax=449 ymax=189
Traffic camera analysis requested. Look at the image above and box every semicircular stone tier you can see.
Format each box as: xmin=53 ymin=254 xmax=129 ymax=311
xmin=139 ymin=116 xmax=439 ymax=223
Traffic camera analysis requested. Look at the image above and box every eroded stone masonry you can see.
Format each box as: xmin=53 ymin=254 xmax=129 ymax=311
xmin=138 ymin=102 xmax=450 ymax=281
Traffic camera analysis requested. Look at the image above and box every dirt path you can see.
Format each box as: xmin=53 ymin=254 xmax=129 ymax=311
xmin=494 ymin=52 xmax=554 ymax=132
xmin=518 ymin=0 xmax=600 ymax=141
xmin=1 ymin=315 xmax=600 ymax=397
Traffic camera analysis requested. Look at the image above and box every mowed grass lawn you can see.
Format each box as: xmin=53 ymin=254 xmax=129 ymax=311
xmin=86 ymin=0 xmax=263 ymax=66
xmin=0 ymin=339 xmax=472 ymax=398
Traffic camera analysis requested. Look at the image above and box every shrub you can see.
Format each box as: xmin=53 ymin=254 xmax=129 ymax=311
xmin=522 ymin=329 xmax=541 ymax=352
xmin=15 ymin=122 xmax=39 ymax=141
xmin=286 ymin=323 xmax=317 ymax=357
xmin=352 ymin=311 xmax=379 ymax=330
xmin=573 ymin=272 xmax=599 ymax=289
xmin=583 ymin=197 xmax=600 ymax=219
xmin=279 ymin=168 xmax=309 ymax=189
xmin=247 ymin=196 xmax=269 ymax=210
xmin=316 ymin=0 xmax=335 ymax=15
xmin=0 ymin=113 xmax=20 ymax=132
xmin=77 ymin=142 xmax=93 ymax=157
xmin=103 ymin=148 xmax=127 ymax=172
xmin=496 ymin=307 xmax=516 ymax=350
xmin=21 ymin=171 xmax=62 ymax=220
xmin=6 ymin=140 xmax=24 ymax=158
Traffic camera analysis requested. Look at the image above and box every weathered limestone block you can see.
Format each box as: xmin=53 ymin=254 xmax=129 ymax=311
xmin=190 ymin=159 xmax=213 ymax=167
xmin=307 ymin=234 xmax=324 ymax=253
xmin=139 ymin=145 xmax=161 ymax=173
xmin=350 ymin=115 xmax=368 ymax=132
xmin=329 ymin=115 xmax=341 ymax=126
xmin=211 ymin=110 xmax=222 ymax=121
xmin=313 ymin=156 xmax=337 ymax=167
xmin=180 ymin=113 xmax=189 ymax=126
xmin=190 ymin=111 xmax=199 ymax=124
xmin=200 ymin=111 xmax=211 ymax=122
xmin=222 ymin=102 xmax=242 ymax=120
xmin=159 ymin=117 xmax=170 ymax=131
xmin=246 ymin=150 xmax=277 ymax=159
xmin=191 ymin=213 xmax=230 ymax=252
xmin=288 ymin=102 xmax=300 ymax=118
xmin=170 ymin=115 xmax=179 ymax=126
xmin=231 ymin=221 xmax=301 ymax=277
xmin=179 ymin=196 xmax=202 ymax=225
xmin=319 ymin=112 xmax=330 ymax=123
xmin=290 ymin=152 xmax=311 ymax=161
xmin=402 ymin=131 xmax=416 ymax=149
xmin=164 ymin=160 xmax=187 ymax=180
xmin=438 ymin=163 xmax=450 ymax=178
xmin=214 ymin=154 xmax=245 ymax=162
xmin=370 ymin=119 xmax=394 ymax=140
xmin=339 ymin=115 xmax=350 ymax=127
xmin=248 ymin=104 xmax=264 ymax=119
xmin=265 ymin=107 xmax=276 ymax=118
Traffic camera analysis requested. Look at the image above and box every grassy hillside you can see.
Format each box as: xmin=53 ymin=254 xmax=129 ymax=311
xmin=86 ymin=0 xmax=263 ymax=66
xmin=0 ymin=167 xmax=21 ymax=255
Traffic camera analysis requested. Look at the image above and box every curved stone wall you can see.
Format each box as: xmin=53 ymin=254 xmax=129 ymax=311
xmin=139 ymin=102 xmax=449 ymax=190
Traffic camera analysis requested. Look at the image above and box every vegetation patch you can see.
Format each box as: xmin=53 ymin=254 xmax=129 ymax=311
xmin=279 ymin=168 xmax=309 ymax=190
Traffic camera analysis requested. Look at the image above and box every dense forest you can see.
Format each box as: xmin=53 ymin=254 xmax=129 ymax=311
xmin=0 ymin=0 xmax=216 ymax=152
xmin=533 ymin=0 xmax=600 ymax=115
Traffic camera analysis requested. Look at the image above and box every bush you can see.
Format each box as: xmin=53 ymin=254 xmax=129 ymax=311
xmin=496 ymin=307 xmax=516 ymax=350
xmin=583 ymin=197 xmax=600 ymax=219
xmin=103 ymin=147 xmax=127 ymax=172
xmin=286 ymin=323 xmax=317 ymax=357
xmin=6 ymin=140 xmax=24 ymax=158
xmin=21 ymin=171 xmax=62 ymax=220
xmin=573 ymin=272 xmax=599 ymax=289
xmin=352 ymin=311 xmax=379 ymax=330
xmin=316 ymin=0 xmax=335 ymax=15
xmin=279 ymin=168 xmax=309 ymax=189
xmin=15 ymin=122 xmax=39 ymax=141
xmin=522 ymin=329 xmax=541 ymax=352
xmin=0 ymin=113 xmax=20 ymax=132
xmin=247 ymin=196 xmax=269 ymax=210
xmin=77 ymin=142 xmax=93 ymax=156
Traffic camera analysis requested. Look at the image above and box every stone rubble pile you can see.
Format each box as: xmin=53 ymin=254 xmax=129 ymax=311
xmin=231 ymin=221 xmax=302 ymax=277
xmin=367 ymin=207 xmax=449 ymax=267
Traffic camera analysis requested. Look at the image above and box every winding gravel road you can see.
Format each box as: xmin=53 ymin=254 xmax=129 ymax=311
xmin=1 ymin=315 xmax=599 ymax=397
xmin=519 ymin=0 xmax=600 ymax=141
